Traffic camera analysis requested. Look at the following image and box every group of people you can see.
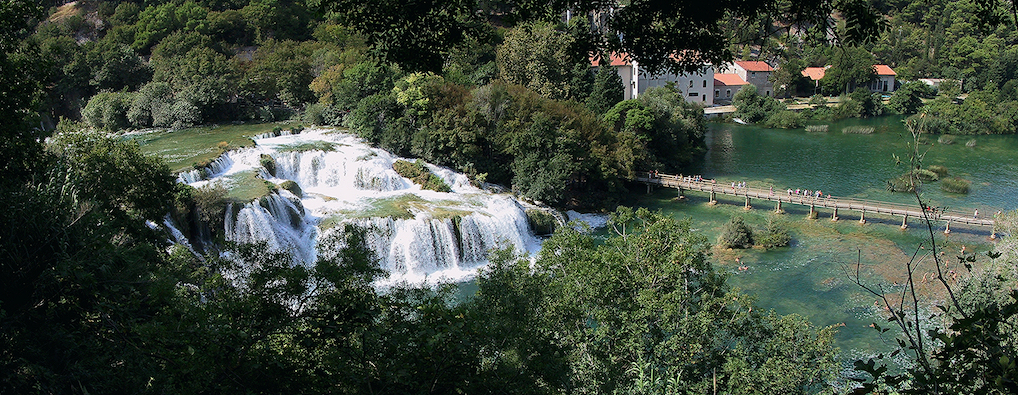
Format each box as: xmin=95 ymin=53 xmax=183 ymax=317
xmin=786 ymin=188 xmax=830 ymax=200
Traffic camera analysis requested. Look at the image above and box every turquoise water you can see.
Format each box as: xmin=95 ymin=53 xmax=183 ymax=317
xmin=624 ymin=117 xmax=1017 ymax=364
xmin=455 ymin=116 xmax=1015 ymax=372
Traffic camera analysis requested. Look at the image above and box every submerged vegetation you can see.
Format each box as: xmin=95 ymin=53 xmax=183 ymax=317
xmin=940 ymin=177 xmax=972 ymax=194
xmin=842 ymin=126 xmax=875 ymax=134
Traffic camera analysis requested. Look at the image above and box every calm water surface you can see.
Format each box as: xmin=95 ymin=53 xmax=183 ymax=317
xmin=625 ymin=116 xmax=1018 ymax=366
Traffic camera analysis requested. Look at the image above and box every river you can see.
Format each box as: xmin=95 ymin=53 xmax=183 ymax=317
xmin=621 ymin=116 xmax=1017 ymax=366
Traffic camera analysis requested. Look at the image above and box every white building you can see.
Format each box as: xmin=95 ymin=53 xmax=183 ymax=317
xmin=869 ymin=65 xmax=897 ymax=93
xmin=592 ymin=53 xmax=714 ymax=106
xmin=713 ymin=73 xmax=750 ymax=104
xmin=718 ymin=61 xmax=774 ymax=97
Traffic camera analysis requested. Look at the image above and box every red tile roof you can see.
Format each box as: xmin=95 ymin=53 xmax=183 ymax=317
xmin=874 ymin=64 xmax=896 ymax=76
xmin=714 ymin=73 xmax=749 ymax=86
xmin=590 ymin=53 xmax=630 ymax=67
xmin=735 ymin=60 xmax=773 ymax=72
xmin=801 ymin=67 xmax=827 ymax=81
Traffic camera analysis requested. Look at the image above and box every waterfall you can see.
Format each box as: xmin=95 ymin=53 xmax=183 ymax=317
xmin=224 ymin=191 xmax=317 ymax=263
xmin=170 ymin=128 xmax=550 ymax=285
xmin=176 ymin=154 xmax=235 ymax=183
xmin=353 ymin=195 xmax=532 ymax=282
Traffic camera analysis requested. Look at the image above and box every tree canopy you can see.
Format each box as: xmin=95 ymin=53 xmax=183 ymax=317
xmin=314 ymin=0 xmax=886 ymax=75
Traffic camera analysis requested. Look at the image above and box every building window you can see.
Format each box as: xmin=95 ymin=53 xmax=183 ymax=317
xmin=766 ymin=90 xmax=771 ymax=97
xmin=702 ymin=80 xmax=707 ymax=88
xmin=726 ymin=89 xmax=731 ymax=98
xmin=689 ymin=80 xmax=693 ymax=88
xmin=702 ymin=94 xmax=706 ymax=102
xmin=715 ymin=89 xmax=720 ymax=97
xmin=688 ymin=91 xmax=698 ymax=97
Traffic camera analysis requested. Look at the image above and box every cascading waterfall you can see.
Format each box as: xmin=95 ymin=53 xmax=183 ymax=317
xmin=356 ymin=195 xmax=532 ymax=279
xmin=173 ymin=128 xmax=553 ymax=285
xmin=225 ymin=191 xmax=317 ymax=263
xmin=176 ymin=154 xmax=235 ymax=183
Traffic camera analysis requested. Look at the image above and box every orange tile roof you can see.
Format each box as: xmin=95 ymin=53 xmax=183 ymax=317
xmin=801 ymin=67 xmax=827 ymax=81
xmin=590 ymin=52 xmax=630 ymax=67
xmin=874 ymin=64 xmax=896 ymax=76
xmin=735 ymin=60 xmax=773 ymax=72
xmin=714 ymin=73 xmax=749 ymax=86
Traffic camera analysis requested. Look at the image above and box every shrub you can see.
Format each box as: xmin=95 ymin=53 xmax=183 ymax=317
xmin=941 ymin=177 xmax=971 ymax=194
xmin=526 ymin=209 xmax=558 ymax=236
xmin=757 ymin=218 xmax=791 ymax=248
xmin=193 ymin=183 xmax=228 ymax=230
xmin=926 ymin=165 xmax=949 ymax=177
xmin=83 ymin=91 xmax=135 ymax=131
xmin=938 ymin=134 xmax=956 ymax=144
xmin=393 ymin=159 xmax=451 ymax=192
xmin=914 ymin=168 xmax=939 ymax=182
xmin=718 ymin=216 xmax=754 ymax=249
xmin=763 ymin=110 xmax=804 ymax=129
xmin=805 ymin=124 xmax=829 ymax=133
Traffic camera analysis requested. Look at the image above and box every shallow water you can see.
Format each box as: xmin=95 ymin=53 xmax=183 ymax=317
xmin=624 ymin=116 xmax=1017 ymax=364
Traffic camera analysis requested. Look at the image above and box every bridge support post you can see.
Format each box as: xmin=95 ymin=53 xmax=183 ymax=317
xmin=708 ymin=188 xmax=717 ymax=206
xmin=831 ymin=207 xmax=839 ymax=221
xmin=744 ymin=196 xmax=752 ymax=210
xmin=859 ymin=211 xmax=866 ymax=224
xmin=678 ymin=187 xmax=685 ymax=200
xmin=900 ymin=215 xmax=908 ymax=230
xmin=944 ymin=221 xmax=951 ymax=234
xmin=807 ymin=205 xmax=817 ymax=219
xmin=647 ymin=183 xmax=651 ymax=194
xmin=774 ymin=200 xmax=784 ymax=214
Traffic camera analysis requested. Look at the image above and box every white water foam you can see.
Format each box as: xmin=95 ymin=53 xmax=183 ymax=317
xmin=181 ymin=128 xmax=554 ymax=285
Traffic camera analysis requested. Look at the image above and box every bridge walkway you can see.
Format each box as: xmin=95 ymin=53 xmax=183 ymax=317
xmin=636 ymin=172 xmax=996 ymax=230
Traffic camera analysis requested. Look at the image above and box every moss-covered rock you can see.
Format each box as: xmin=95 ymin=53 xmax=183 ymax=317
xmin=260 ymin=154 xmax=277 ymax=177
xmin=526 ymin=209 xmax=558 ymax=236
xmin=393 ymin=159 xmax=451 ymax=192
xmin=279 ymin=180 xmax=303 ymax=198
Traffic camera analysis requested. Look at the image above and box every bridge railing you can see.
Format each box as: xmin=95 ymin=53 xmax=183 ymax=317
xmin=635 ymin=172 xmax=997 ymax=226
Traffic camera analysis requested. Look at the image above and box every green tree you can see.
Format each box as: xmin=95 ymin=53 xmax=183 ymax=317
xmin=733 ymin=84 xmax=785 ymax=123
xmin=0 ymin=0 xmax=47 ymax=180
xmin=317 ymin=0 xmax=884 ymax=75
xmin=771 ymin=57 xmax=810 ymax=98
xmin=82 ymin=90 xmax=135 ymax=131
xmin=821 ymin=46 xmax=876 ymax=94
xmin=718 ymin=215 xmax=755 ymax=249
xmin=84 ymin=40 xmax=151 ymax=92
xmin=496 ymin=21 xmax=589 ymax=101
xmin=587 ymin=62 xmax=625 ymax=114
xmin=889 ymin=81 xmax=933 ymax=114
xmin=487 ymin=207 xmax=838 ymax=393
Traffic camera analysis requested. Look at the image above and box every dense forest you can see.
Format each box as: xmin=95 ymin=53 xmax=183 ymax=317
xmin=3 ymin=0 xmax=1018 ymax=393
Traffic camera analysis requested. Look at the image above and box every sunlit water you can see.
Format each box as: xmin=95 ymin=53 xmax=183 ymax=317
xmin=625 ymin=116 xmax=1017 ymax=370
xmin=173 ymin=129 xmax=547 ymax=286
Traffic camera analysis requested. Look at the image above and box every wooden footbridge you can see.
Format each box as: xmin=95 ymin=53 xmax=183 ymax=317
xmin=636 ymin=172 xmax=997 ymax=233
